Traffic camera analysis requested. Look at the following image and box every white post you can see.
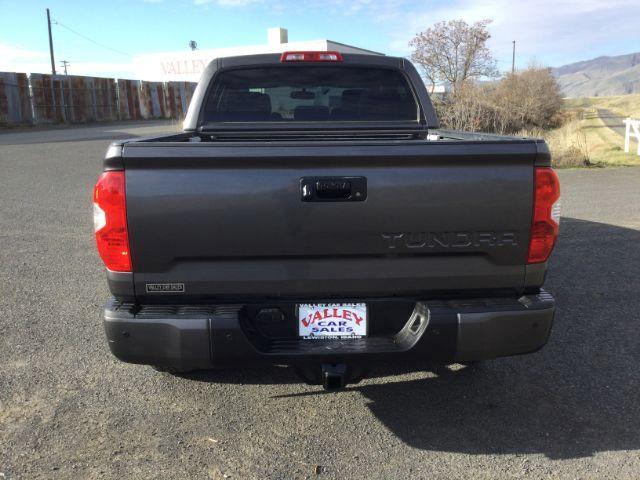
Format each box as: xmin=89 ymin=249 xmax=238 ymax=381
xmin=624 ymin=118 xmax=640 ymax=156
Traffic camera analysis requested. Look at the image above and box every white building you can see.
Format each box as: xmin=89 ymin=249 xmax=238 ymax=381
xmin=132 ymin=28 xmax=383 ymax=82
xmin=427 ymin=83 xmax=453 ymax=98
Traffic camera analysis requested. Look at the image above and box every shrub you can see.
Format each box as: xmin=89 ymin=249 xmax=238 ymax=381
xmin=435 ymin=67 xmax=564 ymax=135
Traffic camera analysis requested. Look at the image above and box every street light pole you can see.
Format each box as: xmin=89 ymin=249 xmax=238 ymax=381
xmin=512 ymin=40 xmax=516 ymax=74
xmin=47 ymin=8 xmax=57 ymax=75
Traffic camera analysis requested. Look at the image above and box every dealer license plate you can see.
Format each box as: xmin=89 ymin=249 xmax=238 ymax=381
xmin=298 ymin=303 xmax=367 ymax=340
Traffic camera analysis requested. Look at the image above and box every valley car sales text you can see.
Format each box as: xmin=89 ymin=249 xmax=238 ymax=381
xmin=300 ymin=305 xmax=364 ymax=335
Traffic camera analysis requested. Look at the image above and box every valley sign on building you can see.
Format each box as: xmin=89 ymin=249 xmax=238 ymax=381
xmin=132 ymin=28 xmax=382 ymax=83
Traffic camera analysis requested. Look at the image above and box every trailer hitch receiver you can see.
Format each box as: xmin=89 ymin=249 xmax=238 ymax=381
xmin=322 ymin=363 xmax=347 ymax=390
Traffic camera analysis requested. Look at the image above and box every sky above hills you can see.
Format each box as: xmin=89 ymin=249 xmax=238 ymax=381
xmin=1 ymin=0 xmax=639 ymax=79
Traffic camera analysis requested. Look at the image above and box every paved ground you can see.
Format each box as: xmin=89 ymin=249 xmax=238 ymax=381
xmin=1 ymin=123 xmax=640 ymax=479
xmin=0 ymin=120 xmax=177 ymax=145
xmin=597 ymin=108 xmax=626 ymax=138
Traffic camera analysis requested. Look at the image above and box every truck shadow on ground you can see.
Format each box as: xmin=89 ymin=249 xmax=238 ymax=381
xmin=351 ymin=217 xmax=640 ymax=459
xmin=189 ymin=218 xmax=640 ymax=460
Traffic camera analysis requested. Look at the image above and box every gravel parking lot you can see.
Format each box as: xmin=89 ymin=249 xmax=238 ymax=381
xmin=1 ymin=123 xmax=640 ymax=479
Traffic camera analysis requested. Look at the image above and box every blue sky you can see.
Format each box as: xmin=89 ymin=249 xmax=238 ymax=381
xmin=1 ymin=0 xmax=639 ymax=78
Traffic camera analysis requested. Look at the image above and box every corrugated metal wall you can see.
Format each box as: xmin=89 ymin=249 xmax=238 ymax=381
xmin=0 ymin=72 xmax=196 ymax=127
xmin=166 ymin=81 xmax=196 ymax=120
xmin=140 ymin=81 xmax=167 ymax=119
xmin=0 ymin=72 xmax=33 ymax=125
xmin=117 ymin=79 xmax=140 ymax=120
xmin=30 ymin=74 xmax=60 ymax=123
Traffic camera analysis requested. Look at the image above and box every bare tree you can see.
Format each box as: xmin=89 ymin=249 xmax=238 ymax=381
xmin=410 ymin=19 xmax=498 ymax=91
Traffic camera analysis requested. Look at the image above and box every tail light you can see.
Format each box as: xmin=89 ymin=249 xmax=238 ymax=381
xmin=280 ymin=51 xmax=343 ymax=62
xmin=527 ymin=167 xmax=561 ymax=264
xmin=93 ymin=171 xmax=131 ymax=272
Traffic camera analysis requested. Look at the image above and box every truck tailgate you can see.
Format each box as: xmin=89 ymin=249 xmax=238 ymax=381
xmin=122 ymin=141 xmax=538 ymax=300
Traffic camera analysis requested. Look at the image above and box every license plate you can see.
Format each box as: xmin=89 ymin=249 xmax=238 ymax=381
xmin=298 ymin=303 xmax=367 ymax=340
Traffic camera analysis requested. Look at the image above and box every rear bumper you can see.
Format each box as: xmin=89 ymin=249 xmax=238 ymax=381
xmin=103 ymin=291 xmax=554 ymax=370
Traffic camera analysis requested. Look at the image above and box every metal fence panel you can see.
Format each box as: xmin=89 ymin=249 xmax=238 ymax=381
xmin=30 ymin=74 xmax=120 ymax=124
xmin=65 ymin=76 xmax=118 ymax=122
xmin=68 ymin=75 xmax=92 ymax=122
xmin=0 ymin=72 xmax=32 ymax=126
xmin=30 ymin=73 xmax=68 ymax=124
xmin=0 ymin=72 xmax=197 ymax=127
xmin=140 ymin=81 xmax=167 ymax=119
xmin=118 ymin=79 xmax=142 ymax=120
xmin=93 ymin=77 xmax=119 ymax=121
xmin=165 ymin=81 xmax=196 ymax=119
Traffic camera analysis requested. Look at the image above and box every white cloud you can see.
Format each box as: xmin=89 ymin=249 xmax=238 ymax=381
xmin=0 ymin=43 xmax=135 ymax=78
xmin=0 ymin=44 xmax=50 ymax=73
xmin=0 ymin=44 xmax=49 ymax=63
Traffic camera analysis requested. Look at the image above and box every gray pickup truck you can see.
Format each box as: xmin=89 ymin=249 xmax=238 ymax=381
xmin=95 ymin=51 xmax=560 ymax=388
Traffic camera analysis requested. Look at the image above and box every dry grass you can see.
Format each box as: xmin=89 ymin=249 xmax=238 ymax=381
xmin=521 ymin=107 xmax=640 ymax=168
xmin=545 ymin=119 xmax=591 ymax=168
xmin=580 ymin=113 xmax=640 ymax=166
xmin=564 ymin=94 xmax=640 ymax=118
xmin=523 ymin=118 xmax=591 ymax=168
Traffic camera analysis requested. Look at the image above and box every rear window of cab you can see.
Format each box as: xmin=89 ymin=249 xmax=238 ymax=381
xmin=203 ymin=66 xmax=418 ymax=123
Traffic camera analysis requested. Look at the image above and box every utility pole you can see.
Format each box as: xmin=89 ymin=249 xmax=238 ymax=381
xmin=511 ymin=40 xmax=516 ymax=74
xmin=60 ymin=60 xmax=70 ymax=75
xmin=47 ymin=8 xmax=57 ymax=75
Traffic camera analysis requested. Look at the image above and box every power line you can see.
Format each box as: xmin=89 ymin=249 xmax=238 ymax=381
xmin=52 ymin=20 xmax=132 ymax=57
